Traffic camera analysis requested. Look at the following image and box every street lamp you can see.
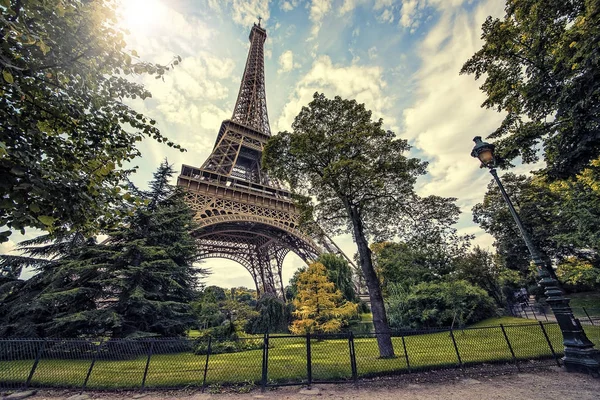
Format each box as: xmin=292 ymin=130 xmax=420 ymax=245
xmin=471 ymin=136 xmax=600 ymax=373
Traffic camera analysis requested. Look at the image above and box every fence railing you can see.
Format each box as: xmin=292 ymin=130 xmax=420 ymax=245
xmin=2 ymin=321 xmax=599 ymax=391
xmin=509 ymin=305 xmax=600 ymax=326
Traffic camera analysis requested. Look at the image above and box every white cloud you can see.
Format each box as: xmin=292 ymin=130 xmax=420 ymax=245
xmin=276 ymin=55 xmax=394 ymax=133
xmin=207 ymin=0 xmax=271 ymax=27
xmin=340 ymin=0 xmax=365 ymax=14
xmin=377 ymin=8 xmax=395 ymax=23
xmin=278 ymin=50 xmax=300 ymax=73
xmin=368 ymin=46 xmax=378 ymax=59
xmin=373 ymin=0 xmax=394 ymax=10
xmin=401 ymin=0 xmax=507 ymax=211
xmin=279 ymin=0 xmax=301 ymax=11
xmin=352 ymin=27 xmax=360 ymax=37
xmin=308 ymin=0 xmax=333 ymax=37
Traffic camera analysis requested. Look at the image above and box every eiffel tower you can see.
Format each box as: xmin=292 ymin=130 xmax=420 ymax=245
xmin=177 ymin=21 xmax=348 ymax=299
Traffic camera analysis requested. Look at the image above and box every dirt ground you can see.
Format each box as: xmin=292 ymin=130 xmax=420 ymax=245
xmin=18 ymin=367 xmax=600 ymax=400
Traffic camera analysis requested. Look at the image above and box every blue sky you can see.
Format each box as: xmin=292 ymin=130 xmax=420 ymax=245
xmin=4 ymin=0 xmax=539 ymax=289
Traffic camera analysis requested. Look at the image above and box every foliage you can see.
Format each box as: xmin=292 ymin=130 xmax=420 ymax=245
xmin=473 ymin=168 xmax=600 ymax=289
xmin=0 ymin=0 xmax=183 ymax=241
xmin=461 ymin=0 xmax=600 ymax=178
xmin=245 ymin=294 xmax=290 ymax=334
xmin=546 ymin=158 xmax=600 ymax=254
xmin=473 ymin=173 xmax=571 ymax=274
xmin=287 ymin=254 xmax=357 ymax=303
xmin=454 ymin=247 xmax=524 ymax=306
xmin=194 ymin=336 xmax=263 ymax=356
xmin=0 ymin=161 xmax=204 ymax=338
xmin=264 ymin=93 xmax=460 ymax=357
xmin=386 ymin=280 xmax=498 ymax=329
xmin=317 ymin=253 xmax=357 ymax=302
xmin=290 ymin=262 xmax=357 ymax=334
xmin=556 ymin=257 xmax=600 ymax=291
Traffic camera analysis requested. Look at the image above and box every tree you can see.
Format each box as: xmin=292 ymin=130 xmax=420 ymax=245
xmin=264 ymin=93 xmax=461 ymax=357
xmin=473 ymin=173 xmax=564 ymax=274
xmin=317 ymin=254 xmax=357 ymax=303
xmin=290 ymin=262 xmax=357 ymax=335
xmin=461 ymin=0 xmax=600 ymax=178
xmin=0 ymin=161 xmax=204 ymax=338
xmin=288 ymin=254 xmax=357 ymax=303
xmin=0 ymin=0 xmax=182 ymax=242
xmin=245 ymin=294 xmax=291 ymax=334
xmin=386 ymin=280 xmax=498 ymax=329
xmin=454 ymin=247 xmax=523 ymax=307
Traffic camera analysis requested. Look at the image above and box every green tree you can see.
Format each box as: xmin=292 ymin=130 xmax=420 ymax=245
xmin=386 ymin=280 xmax=498 ymax=329
xmin=0 ymin=0 xmax=182 ymax=242
xmin=264 ymin=93 xmax=460 ymax=357
xmin=290 ymin=262 xmax=357 ymax=335
xmin=0 ymin=161 xmax=204 ymax=338
xmin=461 ymin=0 xmax=600 ymax=178
xmin=245 ymin=294 xmax=291 ymax=334
xmin=287 ymin=254 xmax=357 ymax=303
xmin=473 ymin=173 xmax=566 ymax=274
xmin=317 ymin=254 xmax=357 ymax=303
xmin=454 ymin=247 xmax=523 ymax=307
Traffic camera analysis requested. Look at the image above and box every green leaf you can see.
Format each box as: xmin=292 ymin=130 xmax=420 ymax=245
xmin=37 ymin=215 xmax=56 ymax=226
xmin=29 ymin=203 xmax=41 ymax=213
xmin=3 ymin=70 xmax=14 ymax=83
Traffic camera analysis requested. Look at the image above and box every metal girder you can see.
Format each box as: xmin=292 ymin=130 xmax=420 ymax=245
xmin=177 ymin=22 xmax=355 ymax=299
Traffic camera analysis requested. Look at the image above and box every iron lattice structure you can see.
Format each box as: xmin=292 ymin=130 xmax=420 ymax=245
xmin=178 ymin=22 xmax=349 ymax=299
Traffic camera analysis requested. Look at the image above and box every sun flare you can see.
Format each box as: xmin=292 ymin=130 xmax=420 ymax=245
xmin=118 ymin=0 xmax=164 ymax=33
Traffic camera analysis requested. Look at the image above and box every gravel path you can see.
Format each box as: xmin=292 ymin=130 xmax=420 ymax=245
xmin=18 ymin=368 xmax=600 ymax=400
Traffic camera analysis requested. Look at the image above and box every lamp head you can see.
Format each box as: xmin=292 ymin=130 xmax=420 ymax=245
xmin=471 ymin=136 xmax=496 ymax=167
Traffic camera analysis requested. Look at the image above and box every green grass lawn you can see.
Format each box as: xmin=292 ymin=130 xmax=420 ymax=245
xmin=568 ymin=292 xmax=600 ymax=317
xmin=2 ymin=317 xmax=599 ymax=389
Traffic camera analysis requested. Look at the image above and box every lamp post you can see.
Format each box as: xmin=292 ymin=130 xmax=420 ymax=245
xmin=471 ymin=136 xmax=600 ymax=373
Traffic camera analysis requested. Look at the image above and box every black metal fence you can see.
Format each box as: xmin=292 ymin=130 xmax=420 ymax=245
xmin=2 ymin=321 xmax=598 ymax=391
xmin=510 ymin=305 xmax=600 ymax=326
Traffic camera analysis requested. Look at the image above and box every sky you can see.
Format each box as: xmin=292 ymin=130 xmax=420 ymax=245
xmin=3 ymin=0 xmax=538 ymax=289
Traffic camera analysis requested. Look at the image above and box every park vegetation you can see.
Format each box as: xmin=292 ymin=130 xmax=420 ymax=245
xmin=0 ymin=0 xmax=598 ymax=365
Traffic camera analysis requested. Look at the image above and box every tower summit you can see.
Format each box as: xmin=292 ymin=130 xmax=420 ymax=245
xmin=178 ymin=23 xmax=349 ymax=298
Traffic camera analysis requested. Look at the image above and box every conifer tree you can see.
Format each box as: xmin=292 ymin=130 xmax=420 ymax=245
xmin=0 ymin=161 xmax=204 ymax=338
xmin=290 ymin=262 xmax=357 ymax=334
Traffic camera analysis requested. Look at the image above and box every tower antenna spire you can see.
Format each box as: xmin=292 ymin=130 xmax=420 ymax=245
xmin=258 ymin=16 xmax=262 ymax=26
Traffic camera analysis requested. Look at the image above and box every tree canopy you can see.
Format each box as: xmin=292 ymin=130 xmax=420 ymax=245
xmin=0 ymin=0 xmax=182 ymax=242
xmin=290 ymin=262 xmax=357 ymax=335
xmin=0 ymin=161 xmax=203 ymax=338
xmin=264 ymin=93 xmax=461 ymax=357
xmin=461 ymin=0 xmax=600 ymax=178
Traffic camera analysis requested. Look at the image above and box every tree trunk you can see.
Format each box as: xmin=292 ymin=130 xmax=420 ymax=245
xmin=349 ymin=208 xmax=395 ymax=358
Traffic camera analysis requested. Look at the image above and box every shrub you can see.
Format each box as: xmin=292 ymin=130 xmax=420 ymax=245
xmin=386 ymin=280 xmax=498 ymax=329
xmin=194 ymin=336 xmax=263 ymax=355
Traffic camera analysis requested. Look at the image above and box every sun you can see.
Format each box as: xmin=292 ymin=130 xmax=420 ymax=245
xmin=118 ymin=0 xmax=163 ymax=33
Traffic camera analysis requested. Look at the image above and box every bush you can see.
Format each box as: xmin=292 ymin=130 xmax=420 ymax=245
xmin=386 ymin=280 xmax=498 ymax=329
xmin=245 ymin=294 xmax=291 ymax=334
xmin=194 ymin=336 xmax=263 ymax=355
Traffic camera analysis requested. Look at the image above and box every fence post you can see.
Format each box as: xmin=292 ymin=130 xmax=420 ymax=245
xmin=500 ymin=324 xmax=520 ymax=372
xmin=201 ymin=336 xmax=212 ymax=393
xmin=24 ymin=339 xmax=46 ymax=389
xmin=401 ymin=332 xmax=411 ymax=373
xmin=523 ymin=307 xmax=529 ymax=319
xmin=538 ymin=321 xmax=561 ymax=367
xmin=82 ymin=339 xmax=104 ymax=389
xmin=449 ymin=329 xmax=464 ymax=375
xmin=583 ymin=307 xmax=595 ymax=326
xmin=141 ymin=340 xmax=154 ymax=389
xmin=261 ymin=333 xmax=269 ymax=392
xmin=541 ymin=308 xmax=549 ymax=322
xmin=531 ymin=307 xmax=538 ymax=321
xmin=306 ymin=333 xmax=313 ymax=387
xmin=348 ymin=332 xmax=357 ymax=383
